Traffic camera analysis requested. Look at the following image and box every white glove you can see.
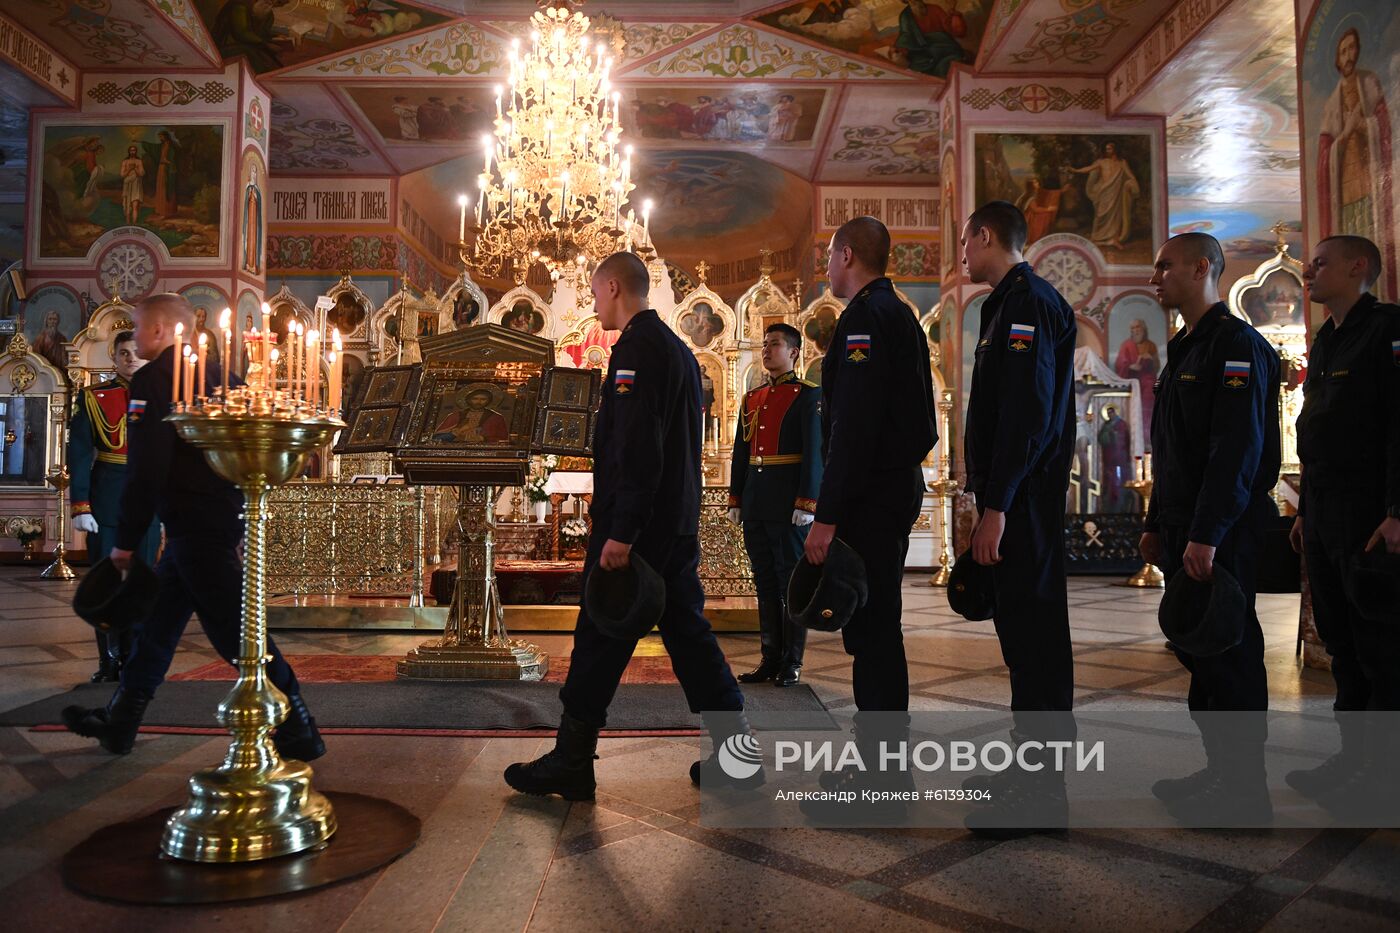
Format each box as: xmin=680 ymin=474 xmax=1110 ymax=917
xmin=73 ymin=513 xmax=99 ymax=534
xmin=727 ymin=508 xmax=742 ymax=526
xmin=792 ymin=509 xmax=815 ymax=526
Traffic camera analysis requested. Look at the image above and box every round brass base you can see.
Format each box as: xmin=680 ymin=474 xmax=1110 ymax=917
xmin=162 ymin=758 xmax=337 ymax=862
xmin=62 ymin=792 xmax=419 ymax=905
xmin=397 ymin=638 xmax=549 ymax=680
xmin=39 ymin=558 xmax=77 ymax=580
xmin=1118 ymin=562 xmax=1165 ymax=588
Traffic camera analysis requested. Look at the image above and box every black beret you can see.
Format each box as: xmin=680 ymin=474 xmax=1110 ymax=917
xmin=787 ymin=537 xmax=867 ymax=632
xmin=584 ymin=553 xmax=666 ymax=641
xmin=72 ymin=557 xmax=159 ymax=633
xmin=1346 ymin=549 xmax=1400 ymax=623
xmin=1158 ymin=563 xmax=1246 ymax=657
xmin=946 ymin=550 xmax=995 ymax=621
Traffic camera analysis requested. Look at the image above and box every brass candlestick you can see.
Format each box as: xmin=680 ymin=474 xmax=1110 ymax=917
xmin=162 ymin=392 xmax=344 ymax=863
xmin=1121 ymin=474 xmax=1164 ymax=588
xmin=40 ymin=465 xmax=76 ymax=580
xmin=928 ymin=389 xmax=959 ymax=587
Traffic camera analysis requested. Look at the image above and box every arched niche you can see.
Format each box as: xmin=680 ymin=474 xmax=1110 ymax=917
xmin=324 ymin=274 xmax=373 ymax=343
xmin=670 ymin=279 xmax=737 ymax=355
xmin=1227 ymin=235 xmax=1306 ymax=339
xmin=372 ymin=288 xmax=439 ymax=364
xmin=440 ymin=270 xmax=489 ymax=332
xmin=68 ymin=294 xmax=135 ymax=387
xmin=490 ymin=285 xmax=552 ymax=340
xmin=734 ymin=263 xmax=798 ymax=344
xmin=795 ymin=289 xmax=844 ymax=384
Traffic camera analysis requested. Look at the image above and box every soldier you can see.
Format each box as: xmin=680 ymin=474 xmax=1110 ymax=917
xmin=62 ymin=294 xmax=323 ymax=762
xmin=1287 ymin=235 xmax=1400 ymax=817
xmin=68 ymin=330 xmax=160 ymax=682
xmin=1140 ymin=233 xmax=1280 ymax=823
xmin=958 ymin=200 xmax=1078 ymax=834
xmin=728 ymin=322 xmax=822 ymax=687
xmin=505 ymin=252 xmax=747 ymax=800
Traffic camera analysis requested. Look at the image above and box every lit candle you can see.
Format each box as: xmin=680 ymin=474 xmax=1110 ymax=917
xmin=196 ymin=332 xmax=207 ymax=403
xmin=458 ymin=193 xmax=468 ymax=241
xmin=306 ymin=330 xmax=319 ymax=408
xmin=328 ymin=350 xmax=339 ymax=413
xmin=642 ymin=198 xmax=653 ymax=244
xmin=172 ymin=322 xmax=184 ymax=407
xmin=559 ymin=170 xmax=570 ymax=221
xmin=270 ymin=347 xmax=280 ymax=395
xmin=494 ymin=84 xmax=502 ymax=117
xmin=482 ymin=134 xmax=493 ymax=176
xmin=219 ymin=308 xmax=231 ymax=399
xmin=291 ymin=321 xmax=302 ymax=401
xmin=261 ymin=300 xmax=271 ymax=337
xmin=183 ymin=346 xmax=194 ymax=406
xmin=248 ymin=327 xmax=259 ymax=391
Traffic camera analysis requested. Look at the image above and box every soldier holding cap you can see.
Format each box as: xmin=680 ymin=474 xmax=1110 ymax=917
xmin=505 ymin=251 xmax=747 ymax=801
xmin=1286 ymin=234 xmax=1400 ymax=815
xmin=1141 ymin=232 xmax=1280 ymax=822
xmin=728 ymin=322 xmax=822 ymax=687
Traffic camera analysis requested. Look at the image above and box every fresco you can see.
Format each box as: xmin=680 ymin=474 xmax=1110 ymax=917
xmin=239 ymin=148 xmax=266 ymax=276
xmin=632 ymin=152 xmax=810 ymax=243
xmin=194 ymin=0 xmax=451 ymax=74
xmin=1106 ymin=294 xmax=1166 ymax=442
xmin=38 ymin=123 xmax=224 ymax=259
xmin=758 ymin=0 xmax=991 ymax=78
xmin=958 ymin=293 xmax=987 ymax=429
xmin=619 ymin=87 xmax=825 ymax=145
xmin=1301 ymin=0 xmax=1400 ymax=300
xmin=22 ymin=284 xmax=82 ymax=373
xmin=975 ymin=131 xmax=1155 ymax=265
xmin=1168 ymin=210 xmax=1302 ymax=263
xmin=269 ymin=97 xmax=376 ymax=173
xmin=344 ymin=86 xmax=495 ymax=144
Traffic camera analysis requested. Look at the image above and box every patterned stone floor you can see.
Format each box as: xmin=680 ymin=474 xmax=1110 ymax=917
xmin=2 ymin=567 xmax=1397 ymax=932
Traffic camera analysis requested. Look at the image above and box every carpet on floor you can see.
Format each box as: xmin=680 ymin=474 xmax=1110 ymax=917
xmin=2 ymin=679 xmax=830 ymax=735
xmin=167 ymin=654 xmax=677 ymax=685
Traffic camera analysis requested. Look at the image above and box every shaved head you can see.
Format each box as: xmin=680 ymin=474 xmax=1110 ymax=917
xmin=1319 ymin=235 xmax=1382 ymax=288
xmin=1165 ymin=233 xmax=1225 ymax=282
xmin=594 ymin=251 xmax=650 ymax=298
xmin=832 ymin=216 xmax=890 ymax=275
xmin=136 ymin=292 xmax=195 ymax=330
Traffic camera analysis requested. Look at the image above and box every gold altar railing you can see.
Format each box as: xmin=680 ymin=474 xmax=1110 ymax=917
xmin=266 ymin=483 xmax=454 ymax=597
xmin=699 ymin=487 xmax=754 ymax=598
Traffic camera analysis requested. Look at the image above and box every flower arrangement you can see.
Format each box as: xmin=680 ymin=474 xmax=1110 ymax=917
xmin=524 ymin=454 xmax=559 ymax=504
xmin=12 ymin=518 xmax=43 ymax=545
xmin=561 ymin=517 xmax=589 ymax=548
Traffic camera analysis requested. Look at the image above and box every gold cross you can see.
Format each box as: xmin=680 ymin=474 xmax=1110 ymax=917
xmin=695 ymin=260 xmax=709 ymax=284
xmin=1269 ymin=220 xmax=1290 ymax=250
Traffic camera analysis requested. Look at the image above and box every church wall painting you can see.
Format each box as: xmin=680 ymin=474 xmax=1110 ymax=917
xmin=36 ymin=121 xmax=226 ymax=261
xmin=343 ymin=86 xmax=495 ymax=145
xmin=22 ymin=284 xmax=82 ymax=374
xmin=958 ymin=292 xmax=987 ymax=429
xmin=757 ymin=0 xmax=993 ymax=78
xmin=1300 ymin=0 xmax=1400 ymax=302
xmin=619 ymin=87 xmax=826 ymax=146
xmin=193 ymin=0 xmax=452 ymax=75
xmin=238 ymin=147 xmax=267 ymax=278
xmin=1106 ymin=293 xmax=1166 ymax=441
xmin=973 ymin=131 xmax=1155 ymax=266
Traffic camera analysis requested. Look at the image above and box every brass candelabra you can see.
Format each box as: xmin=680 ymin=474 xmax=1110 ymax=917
xmin=40 ymin=464 xmax=76 ymax=580
xmin=1121 ymin=473 xmax=1164 ymax=588
xmin=927 ymin=389 xmax=959 ymax=587
xmin=162 ymin=382 xmax=345 ymax=863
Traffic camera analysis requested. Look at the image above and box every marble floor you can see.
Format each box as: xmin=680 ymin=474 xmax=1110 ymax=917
xmin=2 ymin=567 xmax=1397 ymax=932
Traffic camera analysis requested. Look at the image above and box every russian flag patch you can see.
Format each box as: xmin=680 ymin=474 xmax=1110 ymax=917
xmin=1008 ymin=322 xmax=1035 ymax=352
xmin=1392 ymin=339 xmax=1399 ymax=367
xmin=127 ymin=399 xmax=146 ymax=423
xmin=1223 ymin=360 xmax=1251 ymax=388
xmin=846 ymin=334 xmax=870 ymax=363
xmin=614 ymin=369 xmax=635 ymax=395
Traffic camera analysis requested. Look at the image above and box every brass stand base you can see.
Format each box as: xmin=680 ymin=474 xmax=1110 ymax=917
xmin=162 ymin=758 xmax=337 ymax=862
xmin=928 ymin=563 xmax=952 ymax=587
xmin=39 ymin=556 xmax=77 ymax=580
xmin=62 ymin=792 xmax=419 ymax=905
xmin=1118 ymin=562 xmax=1165 ymax=588
xmin=397 ymin=638 xmax=549 ymax=680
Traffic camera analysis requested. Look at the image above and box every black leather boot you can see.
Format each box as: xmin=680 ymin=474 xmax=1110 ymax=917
xmin=504 ymin=712 xmax=599 ymax=800
xmin=1152 ymin=724 xmax=1222 ymax=803
xmin=1166 ymin=737 xmax=1272 ymax=827
xmin=1286 ymin=713 xmax=1363 ymax=799
xmin=690 ymin=710 xmax=765 ymax=790
xmin=89 ymin=631 xmax=119 ymax=683
xmin=274 ymin=693 xmax=326 ymax=762
xmin=965 ymin=727 xmax=1070 ymax=839
xmin=803 ymin=714 xmax=914 ymax=827
xmin=738 ymin=601 xmax=783 ymax=683
xmin=62 ymin=687 xmax=153 ymax=755
xmin=775 ymin=602 xmax=806 ymax=687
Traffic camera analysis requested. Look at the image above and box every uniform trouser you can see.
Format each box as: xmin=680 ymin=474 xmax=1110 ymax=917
xmin=560 ymin=521 xmax=744 ymax=728
xmin=89 ymin=484 xmax=160 ymax=668
xmin=742 ymin=518 xmax=809 ymax=665
xmin=1303 ymin=485 xmax=1400 ymax=711
xmin=120 ymin=533 xmax=301 ymax=698
xmin=838 ymin=466 xmax=924 ymax=712
xmin=1161 ymin=523 xmax=1268 ymax=715
xmin=986 ymin=483 xmax=1076 ymax=741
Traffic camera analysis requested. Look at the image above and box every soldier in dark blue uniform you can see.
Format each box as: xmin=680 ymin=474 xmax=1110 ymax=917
xmin=728 ymin=323 xmax=822 ymax=687
xmin=1141 ymin=233 xmax=1280 ymax=822
xmin=506 ymin=252 xmax=746 ymax=800
xmin=62 ymin=293 xmax=323 ymax=762
xmin=1286 ymin=235 xmax=1400 ymax=814
xmin=959 ymin=201 xmax=1078 ymax=833
xmin=68 ymin=330 xmax=160 ymax=682
xmin=804 ymin=217 xmax=937 ymax=711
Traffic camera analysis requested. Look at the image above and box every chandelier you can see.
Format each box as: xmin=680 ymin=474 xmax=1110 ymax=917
xmin=460 ymin=1 xmax=649 ymax=283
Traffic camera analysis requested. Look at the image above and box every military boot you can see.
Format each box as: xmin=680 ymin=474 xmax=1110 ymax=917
xmin=1166 ymin=739 xmax=1272 ymax=827
xmin=691 ymin=710 xmax=765 ymax=790
xmin=1286 ymin=714 xmax=1363 ymax=799
xmin=88 ymin=631 xmax=120 ymax=683
xmin=504 ymin=712 xmax=599 ymax=800
xmin=1152 ymin=726 xmax=1222 ymax=803
xmin=738 ymin=600 xmax=783 ymax=683
xmin=62 ymin=687 xmax=153 ymax=755
xmin=274 ymin=693 xmax=327 ymax=762
xmin=775 ymin=602 xmax=806 ymax=687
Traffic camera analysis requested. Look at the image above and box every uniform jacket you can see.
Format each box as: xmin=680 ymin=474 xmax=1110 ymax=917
xmin=69 ymin=378 xmax=132 ymax=524
xmin=1146 ymin=303 xmax=1281 ymax=545
xmin=591 ymin=309 xmax=703 ymax=545
xmin=816 ymin=277 xmax=937 ymax=526
xmin=1295 ymin=292 xmax=1400 ymax=515
xmin=116 ymin=344 xmax=243 ymax=550
xmin=728 ymin=369 xmax=822 ymax=522
xmin=964 ymin=262 xmax=1078 ymax=512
